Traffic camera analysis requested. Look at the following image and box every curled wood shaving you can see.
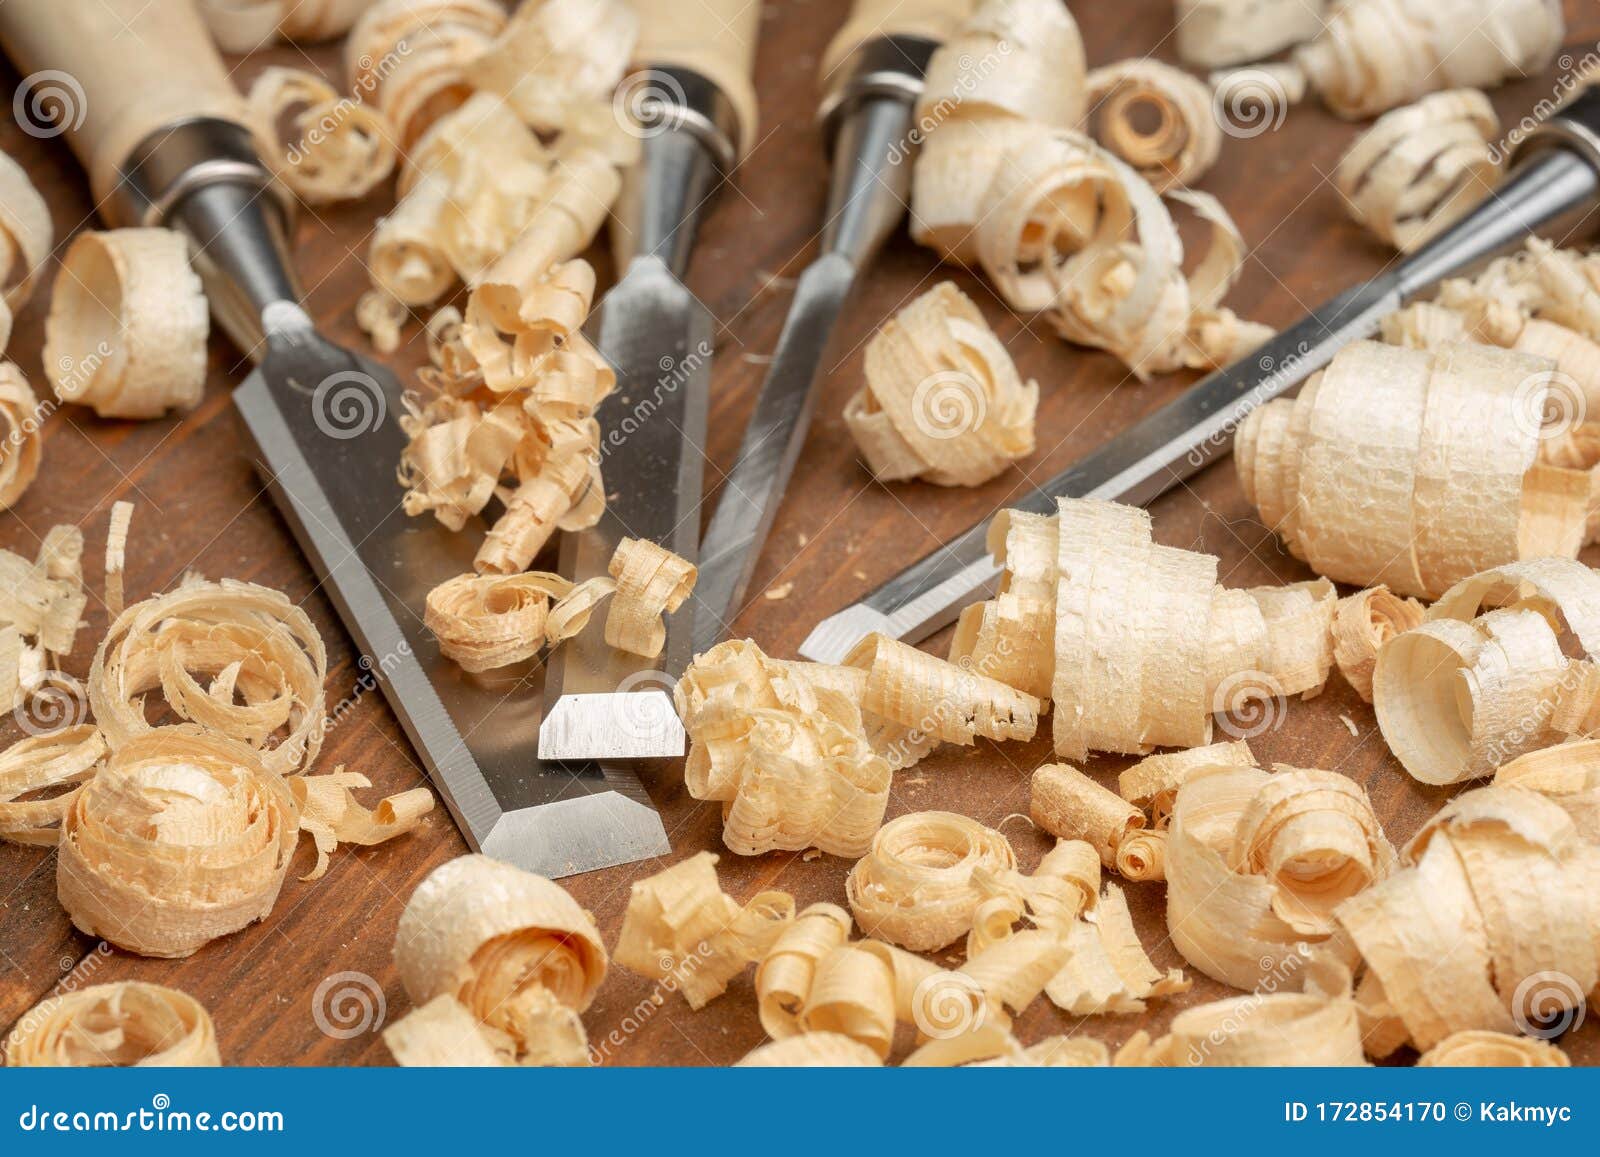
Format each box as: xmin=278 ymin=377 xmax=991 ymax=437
xmin=1118 ymin=740 xmax=1255 ymax=829
xmin=355 ymin=289 xmax=407 ymax=354
xmin=1336 ymin=90 xmax=1499 ymax=252
xmin=735 ymin=1032 xmax=882 ymax=1067
xmin=756 ymin=903 xmax=854 ymax=1039
xmin=1237 ymin=340 xmax=1587 ymax=598
xmin=394 ymin=854 xmax=605 ymax=1066
xmin=601 ymin=538 xmax=696 ymax=659
xmin=383 ymin=994 xmax=506 ymax=1067
xmin=0 ymin=725 xmax=106 ymax=847
xmin=0 ymin=152 xmax=50 ymax=312
xmin=0 ymin=530 xmax=87 ymax=664
xmin=475 ymin=0 xmax=637 ymax=133
xmin=1297 ymin=0 xmax=1564 ymax=118
xmin=844 ymin=633 xmax=1040 ymax=746
xmin=57 ymin=729 xmax=299 ymax=958
xmin=1373 ymin=557 xmax=1600 ymax=784
xmin=248 ymin=66 xmax=397 ymax=204
xmin=0 ymin=363 xmax=43 ymax=510
xmin=4 ymin=982 xmax=219 ymax=1067
xmin=44 ymin=229 xmax=208 ymax=419
xmin=969 ymin=839 xmax=1102 ymax=956
xmin=287 ymin=769 xmax=433 ymax=880
xmin=1417 ymin=1029 xmax=1570 ymax=1067
xmin=369 ymin=175 xmax=456 ymax=307
xmin=846 ymin=811 xmax=1017 ymax=952
xmin=1249 ymin=577 xmax=1337 ymax=699
xmin=105 ymin=501 xmax=131 ymax=620
xmin=1030 ymin=763 xmax=1144 ymax=872
xmin=948 ymin=510 xmax=1056 ymax=698
xmin=1331 ymin=585 xmax=1424 ymax=702
xmin=1167 ymin=763 xmax=1392 ymax=990
xmin=1084 ymin=60 xmax=1221 ymax=191
xmin=424 ymin=570 xmax=570 ymax=671
xmin=1336 ymin=784 xmax=1597 ymax=1052
xmin=902 ymin=1024 xmax=1109 ymax=1067
xmin=1121 ymin=962 xmax=1364 ymax=1065
xmin=1042 ymin=882 xmax=1189 ymax=1016
xmin=346 ymin=0 xmax=507 ymax=148
xmin=614 ymin=852 xmax=795 ymax=1010
xmin=88 ymin=577 xmax=328 ymax=777
xmin=1495 ymin=739 xmax=1600 ymax=843
xmin=1176 ymin=0 xmax=1327 ymax=68
xmin=674 ymin=641 xmax=893 ymax=857
xmin=844 ymin=282 xmax=1037 ymax=487
xmin=909 ymin=0 xmax=1086 ymax=264
xmin=200 ymin=0 xmax=374 ymax=50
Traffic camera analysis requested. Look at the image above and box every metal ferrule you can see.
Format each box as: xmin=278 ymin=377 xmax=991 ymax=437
xmin=115 ymin=117 xmax=300 ymax=359
xmin=1516 ymin=87 xmax=1600 ymax=176
xmin=611 ymin=66 xmax=740 ymax=275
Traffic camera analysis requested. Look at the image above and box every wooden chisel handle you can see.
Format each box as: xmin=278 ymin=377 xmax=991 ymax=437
xmin=822 ymin=0 xmax=977 ymax=77
xmin=634 ymin=0 xmax=763 ymax=160
xmin=0 ymin=0 xmax=250 ymax=213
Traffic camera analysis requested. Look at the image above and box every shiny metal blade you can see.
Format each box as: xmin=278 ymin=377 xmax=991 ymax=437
xmin=693 ymin=255 xmax=856 ymax=651
xmin=798 ymin=275 xmax=1404 ymax=663
xmin=537 ymin=256 xmax=712 ymax=760
xmin=234 ymin=312 xmax=668 ymax=877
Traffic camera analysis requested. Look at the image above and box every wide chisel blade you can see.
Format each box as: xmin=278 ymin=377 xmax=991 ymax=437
xmin=235 ymin=314 xmax=669 ymax=878
xmin=537 ymin=257 xmax=712 ymax=760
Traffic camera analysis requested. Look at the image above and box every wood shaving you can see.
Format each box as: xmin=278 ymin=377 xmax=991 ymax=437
xmin=1336 ymin=89 xmax=1500 ymax=252
xmin=475 ymin=0 xmax=637 ymax=134
xmin=287 ymin=769 xmax=433 ymax=881
xmin=1495 ymin=739 xmax=1600 ymax=842
xmin=1084 ymin=60 xmax=1221 ymax=191
xmin=424 ymin=570 xmax=571 ymax=671
xmin=601 ymin=538 xmax=697 ymax=659
xmin=4 ymin=981 xmax=219 ymax=1067
xmin=0 ymin=151 xmax=52 ymax=311
xmin=1331 ymin=585 xmax=1425 ymax=702
xmin=674 ymin=641 xmax=893 ymax=857
xmin=346 ymin=0 xmax=506 ymax=148
xmin=1373 ymin=557 xmax=1600 ymax=784
xmin=735 ymin=1032 xmax=882 ymax=1067
xmin=1166 ymin=763 xmax=1393 ymax=990
xmin=44 ymin=229 xmax=208 ymax=419
xmin=1118 ymin=740 xmax=1255 ymax=829
xmin=57 ymin=729 xmax=299 ymax=958
xmin=1030 ymin=763 xmax=1146 ymax=872
xmin=199 ymin=0 xmax=375 ymax=50
xmin=844 ymin=633 xmax=1040 ymax=747
xmin=105 ymin=500 xmax=131 ymax=619
xmin=756 ymin=903 xmax=854 ymax=1040
xmin=392 ymin=854 xmax=605 ymax=1066
xmin=1042 ymin=882 xmax=1190 ymax=1015
xmin=1237 ymin=339 xmax=1587 ymax=598
xmin=1297 ymin=0 xmax=1564 ymax=118
xmin=1336 ymin=784 xmax=1597 ymax=1053
xmin=248 ymin=66 xmax=397 ymax=204
xmin=0 ymin=363 xmax=43 ymax=510
xmin=89 ymin=578 xmax=328 ymax=777
xmin=1250 ymin=578 xmax=1338 ymax=698
xmin=355 ymin=289 xmax=407 ymax=353
xmin=902 ymin=1023 xmax=1109 ymax=1067
xmin=614 ymin=852 xmax=795 ymax=1010
xmin=844 ymin=283 xmax=1037 ymax=487
xmin=1417 ymin=1029 xmax=1570 ymax=1066
xmin=846 ymin=811 xmax=1017 ymax=952
xmin=909 ymin=0 xmax=1086 ymax=264
xmin=0 ymin=725 xmax=106 ymax=847
xmin=1176 ymin=0 xmax=1326 ymax=68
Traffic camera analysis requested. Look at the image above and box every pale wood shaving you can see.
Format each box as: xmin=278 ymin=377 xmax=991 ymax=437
xmin=0 ymin=725 xmax=105 ymax=847
xmin=1331 ymin=585 xmax=1425 ymax=702
xmin=4 ymin=981 xmax=219 ymax=1067
xmin=1417 ymin=1029 xmax=1571 ymax=1066
xmin=1495 ymin=739 xmax=1600 ymax=843
xmin=383 ymin=993 xmax=506 ymax=1067
xmin=394 ymin=854 xmax=605 ymax=1065
xmin=200 ymin=0 xmax=375 ymax=50
xmin=756 ymin=903 xmax=854 ymax=1039
xmin=902 ymin=1023 xmax=1109 ymax=1067
xmin=843 ymin=633 xmax=1040 ymax=746
xmin=614 ymin=852 xmax=795 ymax=1010
xmin=424 ymin=570 xmax=570 ymax=671
xmin=1118 ymin=740 xmax=1255 ymax=829
xmin=287 ymin=769 xmax=433 ymax=880
xmin=0 ymin=151 xmax=53 ymax=310
xmin=0 ymin=362 xmax=43 ymax=510
xmin=602 ymin=538 xmax=696 ymax=659
xmin=735 ymin=1032 xmax=882 ymax=1067
xmin=57 ymin=729 xmax=299 ymax=958
xmin=1248 ymin=577 xmax=1337 ymax=699
xmin=1084 ymin=60 xmax=1221 ymax=192
xmin=105 ymin=501 xmax=131 ymax=620
xmin=1297 ymin=0 xmax=1563 ymax=118
xmin=1176 ymin=0 xmax=1326 ymax=68
xmin=1043 ymin=883 xmax=1190 ymax=1015
xmin=1030 ymin=762 xmax=1144 ymax=871
xmin=248 ymin=66 xmax=397 ymax=204
xmin=844 ymin=282 xmax=1037 ymax=487
xmin=475 ymin=0 xmax=637 ymax=134
xmin=1336 ymin=89 xmax=1500 ymax=252
xmin=1167 ymin=764 xmax=1393 ymax=990
xmin=44 ymin=229 xmax=208 ymax=419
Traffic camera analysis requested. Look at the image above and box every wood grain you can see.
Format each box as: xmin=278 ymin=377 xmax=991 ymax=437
xmin=3 ymin=0 xmax=1600 ymax=1066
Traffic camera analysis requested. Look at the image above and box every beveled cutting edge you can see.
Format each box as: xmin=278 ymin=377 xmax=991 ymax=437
xmin=799 ymin=95 xmax=1600 ymax=665
xmin=692 ymin=34 xmax=941 ymax=654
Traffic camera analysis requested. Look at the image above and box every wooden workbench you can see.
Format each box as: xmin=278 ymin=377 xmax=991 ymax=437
xmin=3 ymin=0 xmax=1599 ymax=1066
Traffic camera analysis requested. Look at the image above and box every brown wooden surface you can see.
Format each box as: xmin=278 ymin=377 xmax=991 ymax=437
xmin=3 ymin=0 xmax=1600 ymax=1067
